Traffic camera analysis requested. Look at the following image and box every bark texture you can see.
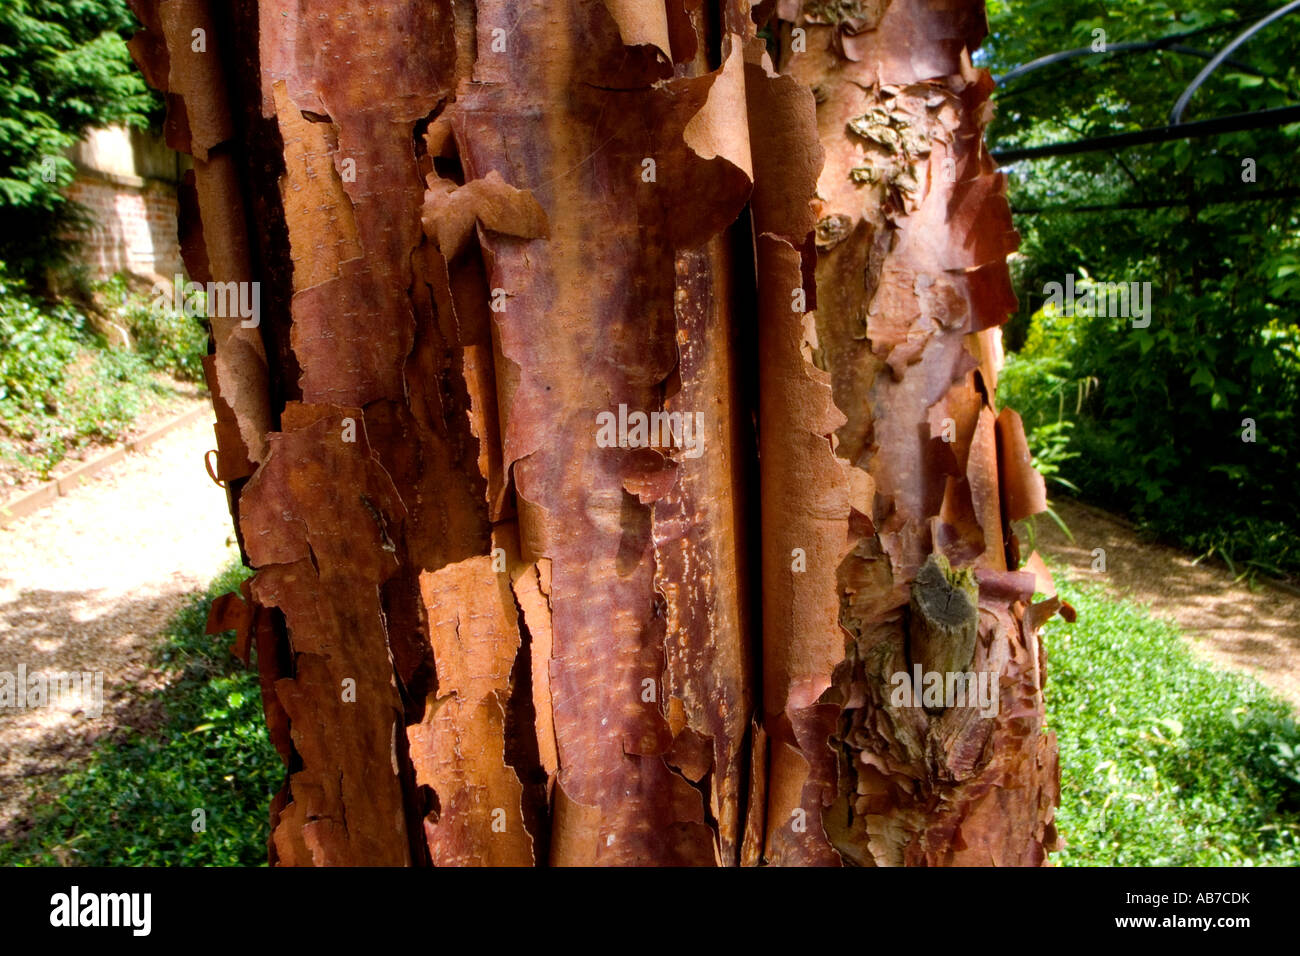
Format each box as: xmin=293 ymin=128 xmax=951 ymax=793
xmin=130 ymin=0 xmax=1064 ymax=866
xmin=759 ymin=0 xmax=1063 ymax=867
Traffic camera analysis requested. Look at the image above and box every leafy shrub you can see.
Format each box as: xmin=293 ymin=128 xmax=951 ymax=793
xmin=0 ymin=264 xmax=207 ymax=479
xmin=65 ymin=347 xmax=162 ymax=441
xmin=95 ymin=274 xmax=208 ymax=382
xmin=999 ymin=296 xmax=1300 ymax=578
xmin=0 ymin=560 xmax=280 ymax=867
xmin=0 ymin=267 xmax=87 ymax=411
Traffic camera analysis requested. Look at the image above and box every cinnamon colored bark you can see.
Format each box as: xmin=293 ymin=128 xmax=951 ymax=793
xmin=130 ymin=0 xmax=1061 ymax=867
xmin=758 ymin=0 xmax=1062 ymax=865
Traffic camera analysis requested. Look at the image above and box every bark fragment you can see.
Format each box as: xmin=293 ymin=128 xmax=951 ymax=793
xmin=407 ymin=556 xmax=535 ymax=866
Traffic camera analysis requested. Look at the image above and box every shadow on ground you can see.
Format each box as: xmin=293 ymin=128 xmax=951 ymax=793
xmin=0 ymin=583 xmax=199 ymax=837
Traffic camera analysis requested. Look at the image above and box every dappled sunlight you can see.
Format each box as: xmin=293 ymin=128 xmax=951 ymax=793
xmin=0 ymin=418 xmax=237 ymax=834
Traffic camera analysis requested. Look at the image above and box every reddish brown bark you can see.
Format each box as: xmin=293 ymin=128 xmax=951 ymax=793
xmin=131 ymin=0 xmax=1063 ymax=866
xmin=758 ymin=1 xmax=1062 ymax=865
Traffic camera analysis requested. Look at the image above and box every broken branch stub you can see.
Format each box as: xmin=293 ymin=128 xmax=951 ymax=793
xmin=908 ymin=554 xmax=979 ymax=680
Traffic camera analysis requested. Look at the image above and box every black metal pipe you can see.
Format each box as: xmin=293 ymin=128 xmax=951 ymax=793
xmin=1170 ymin=0 xmax=1300 ymax=123
xmin=991 ymin=105 xmax=1300 ymax=163
xmin=993 ymin=16 xmax=1259 ymax=86
xmin=1011 ymin=187 xmax=1300 ymax=216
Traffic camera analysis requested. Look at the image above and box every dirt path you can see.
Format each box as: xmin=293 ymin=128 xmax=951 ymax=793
xmin=0 ymin=405 xmax=236 ymax=836
xmin=1035 ymin=498 xmax=1300 ymax=712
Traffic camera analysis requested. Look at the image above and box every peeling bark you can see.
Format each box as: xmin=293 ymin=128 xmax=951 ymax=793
xmin=759 ymin=0 xmax=1062 ymax=866
xmin=140 ymin=0 xmax=1061 ymax=867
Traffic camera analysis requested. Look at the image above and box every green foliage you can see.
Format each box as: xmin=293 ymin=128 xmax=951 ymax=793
xmin=0 ymin=264 xmax=207 ymax=479
xmin=0 ymin=560 xmax=280 ymax=867
xmin=0 ymin=265 xmax=85 ymax=408
xmin=66 ymin=347 xmax=157 ymax=438
xmin=0 ymin=0 xmax=155 ymax=279
xmin=1000 ymin=296 xmax=1300 ymax=577
xmin=986 ymin=2 xmax=1300 ymax=578
xmin=998 ymin=310 xmax=1088 ymax=494
xmin=96 ymin=273 xmax=208 ymax=381
xmin=1047 ymin=574 xmax=1300 ymax=865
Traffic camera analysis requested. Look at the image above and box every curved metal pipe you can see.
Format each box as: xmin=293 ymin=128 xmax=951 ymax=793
xmin=993 ymin=17 xmax=1256 ymax=86
xmin=994 ymin=44 xmax=1264 ymax=95
xmin=998 ymin=41 xmax=1163 ymax=86
xmin=1170 ymin=0 xmax=1300 ymax=124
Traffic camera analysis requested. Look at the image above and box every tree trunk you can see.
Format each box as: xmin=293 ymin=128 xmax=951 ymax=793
xmin=129 ymin=0 xmax=1062 ymax=866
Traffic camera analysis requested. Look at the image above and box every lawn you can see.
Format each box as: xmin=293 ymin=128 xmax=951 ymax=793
xmin=1046 ymin=573 xmax=1300 ymax=865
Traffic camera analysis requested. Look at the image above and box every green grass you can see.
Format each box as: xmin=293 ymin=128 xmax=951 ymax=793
xmin=1046 ymin=573 xmax=1300 ymax=865
xmin=0 ymin=559 xmax=281 ymax=867
xmin=4 ymin=559 xmax=1298 ymax=866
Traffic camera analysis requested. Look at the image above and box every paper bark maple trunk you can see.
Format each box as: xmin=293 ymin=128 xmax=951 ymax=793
xmin=128 ymin=0 xmax=1064 ymax=866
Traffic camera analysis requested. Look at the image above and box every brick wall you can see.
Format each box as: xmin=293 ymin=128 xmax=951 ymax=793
xmin=63 ymin=126 xmax=187 ymax=281
xmin=65 ymin=172 xmax=183 ymax=280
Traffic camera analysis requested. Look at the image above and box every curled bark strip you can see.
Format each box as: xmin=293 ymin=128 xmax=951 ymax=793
xmin=421 ymin=171 xmax=550 ymax=261
xmin=996 ymin=407 xmax=1048 ymax=524
xmin=158 ymin=0 xmax=233 ymax=161
xmin=129 ymin=0 xmax=272 ymax=468
xmin=241 ymin=405 xmax=412 ymax=865
xmin=510 ymin=556 xmax=558 ymax=781
xmin=601 ymin=0 xmax=675 ymax=61
xmin=408 ymin=556 xmax=535 ymax=866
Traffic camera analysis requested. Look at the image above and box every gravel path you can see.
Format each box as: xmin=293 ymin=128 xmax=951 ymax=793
xmin=0 ymin=405 xmax=237 ymax=836
xmin=1035 ymin=499 xmax=1300 ymax=712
